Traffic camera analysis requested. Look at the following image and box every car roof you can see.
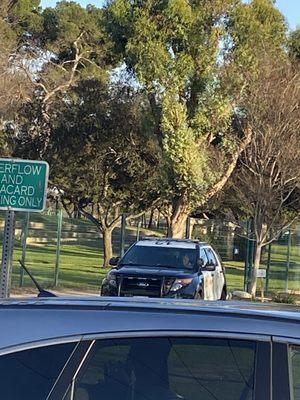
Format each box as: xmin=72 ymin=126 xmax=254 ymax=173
xmin=0 ymin=297 xmax=300 ymax=352
xmin=135 ymin=237 xmax=207 ymax=249
xmin=1 ymin=296 xmax=299 ymax=317
xmin=0 ymin=295 xmax=300 ymax=314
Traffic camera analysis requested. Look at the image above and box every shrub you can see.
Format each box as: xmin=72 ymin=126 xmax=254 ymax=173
xmin=272 ymin=292 xmax=297 ymax=305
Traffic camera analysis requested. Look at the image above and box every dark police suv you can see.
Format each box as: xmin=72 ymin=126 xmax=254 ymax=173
xmin=101 ymin=238 xmax=227 ymax=300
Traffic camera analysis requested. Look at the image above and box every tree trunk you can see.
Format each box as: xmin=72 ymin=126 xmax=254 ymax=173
xmin=249 ymin=242 xmax=263 ymax=297
xmin=102 ymin=228 xmax=113 ymax=268
xmin=142 ymin=214 xmax=147 ymax=228
xmin=165 ymin=216 xmax=171 ymax=237
xmin=148 ymin=210 xmax=154 ymax=229
xmin=170 ymin=198 xmax=189 ymax=238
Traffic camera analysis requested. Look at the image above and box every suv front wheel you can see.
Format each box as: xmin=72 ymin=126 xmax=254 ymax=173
xmin=220 ymin=286 xmax=227 ymax=300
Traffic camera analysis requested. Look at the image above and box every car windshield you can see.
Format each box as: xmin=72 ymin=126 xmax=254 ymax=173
xmin=121 ymin=245 xmax=197 ymax=270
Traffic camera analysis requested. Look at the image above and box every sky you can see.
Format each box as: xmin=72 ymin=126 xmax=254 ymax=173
xmin=41 ymin=0 xmax=299 ymax=31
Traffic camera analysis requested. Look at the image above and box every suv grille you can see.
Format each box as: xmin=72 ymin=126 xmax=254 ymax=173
xmin=119 ymin=276 xmax=175 ymax=297
xmin=120 ymin=277 xmax=161 ymax=297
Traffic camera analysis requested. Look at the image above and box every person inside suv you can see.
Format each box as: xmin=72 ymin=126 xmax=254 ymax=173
xmin=182 ymin=253 xmax=194 ymax=270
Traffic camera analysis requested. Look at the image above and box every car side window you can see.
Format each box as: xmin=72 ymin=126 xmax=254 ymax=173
xmin=72 ymin=341 xmax=131 ymax=400
xmin=200 ymin=248 xmax=209 ymax=266
xmin=0 ymin=342 xmax=76 ymax=400
xmin=71 ymin=337 xmax=256 ymax=400
xmin=168 ymin=338 xmax=256 ymax=400
xmin=290 ymin=345 xmax=300 ymax=399
xmin=205 ymin=247 xmax=218 ymax=266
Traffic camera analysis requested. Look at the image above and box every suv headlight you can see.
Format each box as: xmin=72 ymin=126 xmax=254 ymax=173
xmin=170 ymin=278 xmax=193 ymax=292
xmin=107 ymin=272 xmax=117 ymax=287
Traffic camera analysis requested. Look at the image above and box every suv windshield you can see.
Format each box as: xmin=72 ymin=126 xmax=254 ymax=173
xmin=121 ymin=245 xmax=197 ymax=270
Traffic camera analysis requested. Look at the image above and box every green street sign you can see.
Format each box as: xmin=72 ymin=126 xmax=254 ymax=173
xmin=0 ymin=159 xmax=49 ymax=212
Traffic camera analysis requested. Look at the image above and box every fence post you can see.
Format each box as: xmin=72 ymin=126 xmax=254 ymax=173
xmin=54 ymin=209 xmax=63 ymax=287
xmin=266 ymin=242 xmax=272 ymax=296
xmin=20 ymin=212 xmax=30 ymax=287
xmin=244 ymin=218 xmax=255 ymax=292
xmin=248 ymin=235 xmax=255 ymax=293
xmin=120 ymin=214 xmax=126 ymax=257
xmin=136 ymin=219 xmax=141 ymax=241
xmin=244 ymin=219 xmax=251 ymax=291
xmin=285 ymin=229 xmax=292 ymax=293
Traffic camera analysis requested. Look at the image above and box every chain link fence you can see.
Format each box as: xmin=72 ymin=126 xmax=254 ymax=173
xmin=189 ymin=219 xmax=300 ymax=295
xmin=0 ymin=210 xmax=299 ymax=295
xmin=0 ymin=210 xmax=158 ymax=293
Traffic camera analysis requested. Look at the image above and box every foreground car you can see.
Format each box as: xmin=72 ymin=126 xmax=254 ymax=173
xmin=101 ymin=237 xmax=227 ymax=300
xmin=0 ymin=297 xmax=299 ymax=399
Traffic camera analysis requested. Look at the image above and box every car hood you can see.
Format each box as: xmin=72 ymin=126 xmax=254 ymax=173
xmin=113 ymin=265 xmax=196 ymax=278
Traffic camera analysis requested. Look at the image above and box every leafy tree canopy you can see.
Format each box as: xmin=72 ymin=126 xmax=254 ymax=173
xmin=105 ymin=0 xmax=288 ymax=236
xmin=288 ymin=28 xmax=300 ymax=61
xmin=41 ymin=1 xmax=117 ymax=75
xmin=6 ymin=0 xmax=43 ymax=36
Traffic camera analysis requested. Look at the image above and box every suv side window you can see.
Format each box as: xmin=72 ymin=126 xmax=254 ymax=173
xmin=205 ymin=247 xmax=218 ymax=266
xmin=0 ymin=342 xmax=76 ymax=400
xmin=71 ymin=337 xmax=256 ymax=400
xmin=290 ymin=345 xmax=300 ymax=399
xmin=200 ymin=248 xmax=209 ymax=266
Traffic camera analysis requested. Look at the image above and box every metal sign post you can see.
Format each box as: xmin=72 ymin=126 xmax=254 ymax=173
xmin=257 ymin=269 xmax=266 ymax=303
xmin=0 ymin=211 xmax=16 ymax=298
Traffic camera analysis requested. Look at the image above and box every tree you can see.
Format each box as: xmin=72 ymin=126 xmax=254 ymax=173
xmin=37 ymin=1 xmax=115 ymax=106
xmin=229 ymin=58 xmax=300 ymax=297
xmin=0 ymin=0 xmax=37 ymax=156
xmin=16 ymin=79 xmax=164 ymax=267
xmin=1 ymin=0 xmax=113 ymax=155
xmin=8 ymin=1 xmax=162 ymax=268
xmin=52 ymin=82 xmax=163 ymax=267
xmin=104 ymin=0 xmax=288 ymax=237
xmin=289 ymin=28 xmax=300 ymax=61
xmin=1 ymin=1 xmax=117 ymax=158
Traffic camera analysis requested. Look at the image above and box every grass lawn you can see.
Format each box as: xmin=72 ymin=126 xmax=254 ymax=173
xmin=11 ymin=243 xmax=107 ymax=293
xmin=224 ymin=265 xmax=245 ymax=292
xmin=5 ymin=219 xmax=163 ymax=294
xmin=223 ymin=261 xmax=291 ymax=293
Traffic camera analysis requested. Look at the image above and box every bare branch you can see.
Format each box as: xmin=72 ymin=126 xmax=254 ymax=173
xmin=203 ymin=126 xmax=252 ymax=203
xmin=78 ymin=207 xmax=103 ymax=232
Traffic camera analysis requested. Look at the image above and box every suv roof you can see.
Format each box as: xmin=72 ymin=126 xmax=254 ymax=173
xmin=136 ymin=237 xmax=207 ymax=249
